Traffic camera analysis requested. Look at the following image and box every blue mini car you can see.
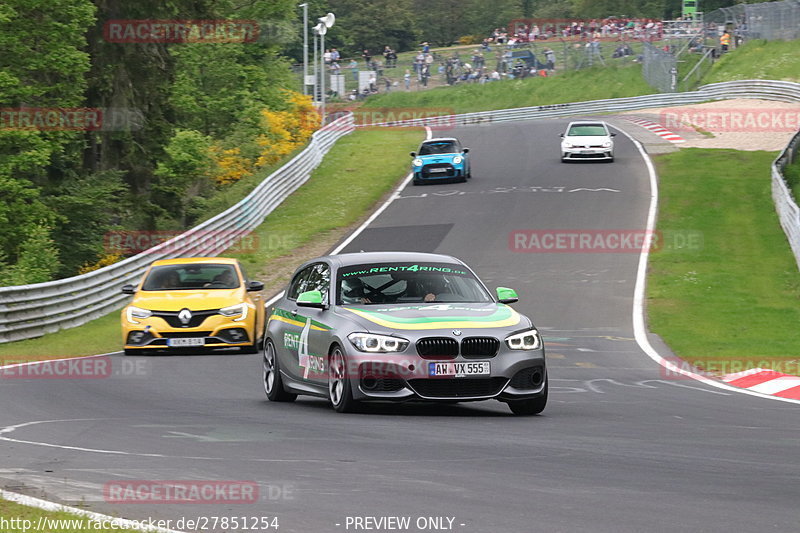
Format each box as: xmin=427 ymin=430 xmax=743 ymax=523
xmin=410 ymin=137 xmax=471 ymax=185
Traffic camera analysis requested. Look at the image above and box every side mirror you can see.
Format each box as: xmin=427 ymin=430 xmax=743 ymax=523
xmin=247 ymin=280 xmax=264 ymax=292
xmin=610 ymin=132 xmax=617 ymax=137
xmin=409 ymin=151 xmax=417 ymax=157
xmin=297 ymin=290 xmax=326 ymax=308
xmin=462 ymin=148 xmax=470 ymax=153
xmin=121 ymin=284 xmax=136 ymax=295
xmin=496 ymin=287 xmax=519 ymax=304
xmin=559 ymin=133 xmax=564 ymax=138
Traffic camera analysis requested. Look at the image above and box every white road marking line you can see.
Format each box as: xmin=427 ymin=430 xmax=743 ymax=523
xmin=613 ymin=123 xmax=800 ymax=405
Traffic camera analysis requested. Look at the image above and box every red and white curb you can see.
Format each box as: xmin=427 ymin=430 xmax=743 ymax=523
xmin=721 ymin=368 xmax=800 ymax=400
xmin=627 ymin=118 xmax=686 ymax=144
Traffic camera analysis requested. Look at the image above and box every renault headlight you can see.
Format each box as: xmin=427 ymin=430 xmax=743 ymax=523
xmin=453 ymin=156 xmax=463 ymax=164
xmin=505 ymin=329 xmax=542 ymax=350
xmin=126 ymin=306 xmax=152 ymax=324
xmin=413 ymin=158 xmax=423 ymax=167
xmin=220 ymin=303 xmax=248 ymax=322
xmin=348 ymin=333 xmax=409 ymax=353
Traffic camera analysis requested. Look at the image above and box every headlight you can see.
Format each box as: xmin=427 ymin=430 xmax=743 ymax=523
xmin=413 ymin=158 xmax=423 ymax=167
xmin=562 ymin=142 xmax=575 ymax=149
xmin=219 ymin=303 xmax=248 ymax=322
xmin=452 ymin=156 xmax=463 ymax=164
xmin=602 ymin=141 xmax=613 ymax=148
xmin=126 ymin=306 xmax=151 ymax=324
xmin=505 ymin=329 xmax=542 ymax=350
xmin=348 ymin=333 xmax=409 ymax=353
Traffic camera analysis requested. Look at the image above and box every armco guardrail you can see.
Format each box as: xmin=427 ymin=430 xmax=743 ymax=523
xmin=364 ymin=79 xmax=800 ymax=128
xmin=773 ymin=128 xmax=800 ymax=271
xmin=0 ymin=114 xmax=355 ymax=344
xmin=3 ymin=80 xmax=800 ymax=344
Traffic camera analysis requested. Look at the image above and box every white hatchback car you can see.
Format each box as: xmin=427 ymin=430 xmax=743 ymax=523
xmin=560 ymin=121 xmax=616 ymax=162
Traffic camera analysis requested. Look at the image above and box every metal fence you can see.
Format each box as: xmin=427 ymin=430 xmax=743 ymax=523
xmin=773 ymin=128 xmax=800 ymax=271
xmin=643 ymin=42 xmax=678 ymax=92
xmin=642 ymin=0 xmax=800 ymax=92
xmin=0 ymin=114 xmax=355 ymax=344
xmin=3 ymin=80 xmax=800 ymax=344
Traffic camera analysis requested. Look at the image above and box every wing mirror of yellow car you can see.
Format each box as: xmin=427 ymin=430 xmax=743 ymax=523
xmin=121 ymin=284 xmax=136 ymax=295
xmin=246 ymin=280 xmax=264 ymax=292
xmin=297 ymin=290 xmax=326 ymax=309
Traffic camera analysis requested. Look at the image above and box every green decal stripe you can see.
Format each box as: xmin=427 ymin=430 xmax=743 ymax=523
xmin=272 ymin=307 xmax=332 ymax=330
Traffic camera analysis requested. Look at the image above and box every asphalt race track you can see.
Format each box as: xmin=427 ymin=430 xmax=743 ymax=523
xmin=1 ymin=119 xmax=799 ymax=533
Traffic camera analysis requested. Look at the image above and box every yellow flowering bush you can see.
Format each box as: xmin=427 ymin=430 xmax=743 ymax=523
xmin=78 ymin=252 xmax=124 ymax=274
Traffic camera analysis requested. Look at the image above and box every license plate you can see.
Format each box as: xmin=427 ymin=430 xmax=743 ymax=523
xmin=428 ymin=168 xmax=447 ymax=173
xmin=167 ymin=338 xmax=205 ymax=347
xmin=429 ymin=361 xmax=490 ymax=377
xmin=580 ymin=150 xmax=595 ymax=154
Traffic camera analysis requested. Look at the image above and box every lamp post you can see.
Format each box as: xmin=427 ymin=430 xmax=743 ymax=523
xmin=317 ymin=13 xmax=335 ymax=123
xmin=299 ymin=3 xmax=309 ymax=95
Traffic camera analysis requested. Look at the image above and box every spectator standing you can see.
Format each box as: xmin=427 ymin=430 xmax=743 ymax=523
xmin=361 ymin=49 xmax=372 ymax=66
xmin=720 ymin=31 xmax=731 ymax=52
xmin=404 ymin=69 xmax=411 ymax=90
xmin=349 ymin=59 xmax=359 ymax=81
xmin=544 ymin=48 xmax=556 ymax=71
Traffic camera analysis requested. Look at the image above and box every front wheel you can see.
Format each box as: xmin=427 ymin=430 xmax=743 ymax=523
xmin=263 ymin=340 xmax=297 ymax=402
xmin=507 ymin=382 xmax=548 ymax=415
xmin=328 ymin=346 xmax=359 ymax=413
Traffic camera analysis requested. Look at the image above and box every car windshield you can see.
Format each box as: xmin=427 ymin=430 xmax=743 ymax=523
xmin=142 ymin=264 xmax=240 ymax=291
xmin=567 ymin=124 xmax=607 ymax=136
xmin=337 ymin=262 xmax=491 ymax=305
xmin=419 ymin=141 xmax=458 ymax=155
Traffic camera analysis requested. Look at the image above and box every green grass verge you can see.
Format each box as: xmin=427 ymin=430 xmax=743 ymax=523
xmin=362 ymin=63 xmax=655 ymax=114
xmin=0 ymin=499 xmax=145 ymax=532
xmin=648 ymin=148 xmax=800 ymax=376
xmin=705 ymin=39 xmax=800 ymax=84
xmin=0 ymin=128 xmax=423 ymax=362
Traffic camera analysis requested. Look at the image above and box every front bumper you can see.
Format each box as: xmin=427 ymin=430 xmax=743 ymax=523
xmin=413 ymin=163 xmax=465 ymax=181
xmin=341 ymin=349 xmax=546 ymax=402
xmin=122 ymin=312 xmax=255 ymax=350
xmin=561 ymin=146 xmax=613 ymax=160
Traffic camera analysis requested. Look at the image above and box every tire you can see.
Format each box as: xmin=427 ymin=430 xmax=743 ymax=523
xmin=263 ymin=339 xmax=297 ymax=402
xmin=507 ymin=381 xmax=548 ymax=415
xmin=412 ymin=179 xmax=421 ymax=186
xmin=328 ymin=345 xmax=359 ymax=413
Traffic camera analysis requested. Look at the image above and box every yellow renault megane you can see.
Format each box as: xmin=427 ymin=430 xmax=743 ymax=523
xmin=120 ymin=257 xmax=265 ymax=355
